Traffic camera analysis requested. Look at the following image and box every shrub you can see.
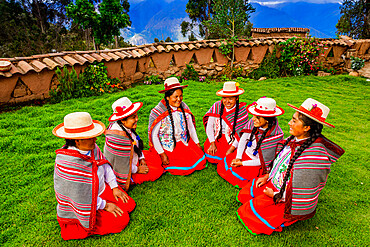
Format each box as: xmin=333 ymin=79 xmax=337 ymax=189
xmin=222 ymin=65 xmax=244 ymax=79
xmin=279 ymin=37 xmax=326 ymax=76
xmin=144 ymin=75 xmax=163 ymax=85
xmin=350 ymin=56 xmax=365 ymax=71
xmin=249 ymin=49 xmax=280 ymax=79
xmin=181 ymin=64 xmax=199 ymax=81
xmin=49 ymin=66 xmax=84 ymax=103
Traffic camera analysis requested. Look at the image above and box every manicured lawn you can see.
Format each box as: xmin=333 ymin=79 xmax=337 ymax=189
xmin=0 ymin=75 xmax=368 ymax=246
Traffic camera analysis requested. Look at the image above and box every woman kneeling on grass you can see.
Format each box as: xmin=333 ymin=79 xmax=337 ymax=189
xmin=53 ymin=112 xmax=135 ymax=240
xmin=146 ymin=77 xmax=206 ymax=175
xmin=236 ymin=98 xmax=345 ymax=235
xmin=203 ymin=81 xmax=249 ymax=165
xmin=104 ymin=97 xmax=164 ymax=190
xmin=218 ymin=97 xmax=284 ymax=188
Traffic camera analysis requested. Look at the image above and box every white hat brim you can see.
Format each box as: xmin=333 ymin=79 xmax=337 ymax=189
xmin=287 ymin=103 xmax=335 ymax=128
xmin=53 ymin=120 xmax=106 ymax=139
xmin=216 ymin=88 xmax=244 ymax=97
xmin=247 ymin=105 xmax=285 ymax=117
xmin=109 ymin=102 xmax=143 ymax=122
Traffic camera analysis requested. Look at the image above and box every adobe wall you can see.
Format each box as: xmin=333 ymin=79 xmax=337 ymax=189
xmin=0 ymin=38 xmax=369 ymax=106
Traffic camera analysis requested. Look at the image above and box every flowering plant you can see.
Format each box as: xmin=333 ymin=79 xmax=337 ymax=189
xmin=279 ymin=37 xmax=327 ymax=76
xmin=144 ymin=75 xmax=162 ymax=85
xmin=350 ymin=56 xmax=365 ymax=71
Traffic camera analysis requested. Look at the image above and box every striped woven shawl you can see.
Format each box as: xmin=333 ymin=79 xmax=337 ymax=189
xmin=203 ymin=100 xmax=249 ymax=141
xmin=241 ymin=118 xmax=284 ymax=171
xmin=148 ymin=99 xmax=195 ymax=147
xmin=54 ymin=145 xmax=109 ymax=230
xmin=104 ymin=129 xmax=133 ymax=190
xmin=279 ymin=136 xmax=345 ymax=220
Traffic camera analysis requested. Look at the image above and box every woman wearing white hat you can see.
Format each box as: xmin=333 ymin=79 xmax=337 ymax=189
xmin=217 ymin=97 xmax=285 ymax=188
xmin=53 ymin=112 xmax=136 ymax=240
xmin=146 ymin=77 xmax=206 ymax=175
xmin=104 ymin=97 xmax=164 ymax=190
xmin=203 ymin=81 xmax=249 ymax=165
xmin=236 ymin=98 xmax=344 ymax=235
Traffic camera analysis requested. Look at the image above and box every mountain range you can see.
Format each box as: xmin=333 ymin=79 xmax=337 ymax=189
xmin=122 ymin=0 xmax=341 ymax=45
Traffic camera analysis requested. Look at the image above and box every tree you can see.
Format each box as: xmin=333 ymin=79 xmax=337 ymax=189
xmin=205 ymin=0 xmax=255 ymax=67
xmin=165 ymin=37 xmax=173 ymax=42
xmin=181 ymin=0 xmax=214 ymax=40
xmin=336 ymin=0 xmax=370 ymax=39
xmin=67 ymin=0 xmax=130 ymax=50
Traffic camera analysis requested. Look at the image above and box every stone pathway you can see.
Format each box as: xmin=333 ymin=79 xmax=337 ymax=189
xmin=359 ymin=61 xmax=370 ymax=78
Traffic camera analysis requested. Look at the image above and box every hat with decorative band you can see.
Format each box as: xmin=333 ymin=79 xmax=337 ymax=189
xmin=109 ymin=97 xmax=143 ymax=122
xmin=247 ymin=97 xmax=284 ymax=117
xmin=216 ymin=81 xmax=244 ymax=97
xmin=158 ymin=77 xmax=188 ymax=93
xmin=53 ymin=112 xmax=106 ymax=139
xmin=287 ymin=98 xmax=335 ymax=128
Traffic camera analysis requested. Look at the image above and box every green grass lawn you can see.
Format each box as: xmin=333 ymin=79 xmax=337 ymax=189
xmin=0 ymin=75 xmax=368 ymax=246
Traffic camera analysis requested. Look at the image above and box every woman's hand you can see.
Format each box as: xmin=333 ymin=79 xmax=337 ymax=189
xmin=263 ymin=187 xmax=274 ymax=198
xmin=256 ymin=174 xmax=269 ymax=188
xmin=231 ymin=158 xmax=243 ymax=167
xmin=112 ymin=187 xmax=129 ymax=203
xmin=104 ymin=202 xmax=124 ymax=217
xmin=207 ymin=142 xmax=217 ymax=155
xmin=159 ymin=152 xmax=169 ymax=166
xmin=137 ymin=159 xmax=149 ymax=174
xmin=225 ymin=146 xmax=236 ymax=156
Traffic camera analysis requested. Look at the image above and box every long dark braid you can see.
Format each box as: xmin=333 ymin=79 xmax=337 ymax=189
xmin=164 ymin=89 xmax=178 ymax=147
xmin=273 ymin=113 xmax=323 ymax=204
xmin=117 ymin=120 xmax=143 ymax=157
xmin=216 ymin=102 xmax=225 ymax=141
xmin=229 ymin=98 xmax=240 ymax=144
xmin=179 ymin=104 xmax=190 ymax=143
xmin=253 ymin=117 xmax=277 ymax=155
xmin=63 ymin=139 xmax=76 ymax=149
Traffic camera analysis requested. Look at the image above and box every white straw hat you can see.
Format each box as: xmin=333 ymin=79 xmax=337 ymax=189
xmin=247 ymin=97 xmax=284 ymax=117
xmin=109 ymin=97 xmax=143 ymax=122
xmin=288 ymin=98 xmax=335 ymax=128
xmin=216 ymin=81 xmax=244 ymax=97
xmin=158 ymin=77 xmax=188 ymax=93
xmin=53 ymin=112 xmax=105 ymax=139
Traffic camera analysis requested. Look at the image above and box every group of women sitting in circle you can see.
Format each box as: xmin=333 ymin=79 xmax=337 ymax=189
xmin=52 ymin=77 xmax=344 ymax=240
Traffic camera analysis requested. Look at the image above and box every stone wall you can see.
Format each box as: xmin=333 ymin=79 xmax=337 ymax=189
xmin=0 ymin=37 xmax=369 ymax=105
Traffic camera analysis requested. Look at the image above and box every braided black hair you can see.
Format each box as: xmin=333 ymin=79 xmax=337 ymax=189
xmin=217 ymin=97 xmax=239 ymax=144
xmin=63 ymin=139 xmax=76 ymax=149
xmin=117 ymin=120 xmax=143 ymax=157
xmin=229 ymin=98 xmax=240 ymax=144
xmin=164 ymin=88 xmax=185 ymax=147
xmin=272 ymin=113 xmax=323 ymax=204
xmin=246 ymin=117 xmax=277 ymax=156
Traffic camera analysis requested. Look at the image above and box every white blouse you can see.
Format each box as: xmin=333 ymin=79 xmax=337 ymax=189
xmin=236 ymin=127 xmax=267 ymax=167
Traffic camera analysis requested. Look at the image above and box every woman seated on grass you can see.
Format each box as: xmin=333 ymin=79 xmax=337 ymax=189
xmin=52 ymin=112 xmax=135 ymax=240
xmin=104 ymin=97 xmax=164 ymax=190
xmin=203 ymin=81 xmax=249 ymax=165
xmin=218 ymin=97 xmax=284 ymax=188
xmin=236 ymin=98 xmax=345 ymax=235
xmin=146 ymin=77 xmax=206 ymax=175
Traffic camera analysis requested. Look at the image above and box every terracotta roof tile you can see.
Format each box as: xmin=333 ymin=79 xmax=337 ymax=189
xmin=156 ymin=45 xmax=165 ymax=53
xmin=142 ymin=47 xmax=151 ymax=54
xmin=180 ymin=44 xmax=187 ymax=50
xmin=82 ymin=54 xmax=96 ymax=63
xmin=73 ymin=54 xmax=89 ymax=64
xmin=90 ymin=53 xmax=103 ymax=62
xmin=54 ymin=56 xmax=69 ymax=67
xmin=188 ymin=44 xmax=196 ymax=50
xmin=148 ymin=45 xmax=157 ymax=52
xmin=195 ymin=43 xmax=202 ymax=49
xmin=17 ymin=61 xmax=34 ymax=74
xmin=166 ymin=45 xmax=174 ymax=51
xmin=125 ymin=50 xmax=137 ymax=58
xmin=9 ymin=63 xmax=22 ymax=75
xmin=107 ymin=52 xmax=120 ymax=61
xmin=99 ymin=52 xmax=112 ymax=61
xmin=114 ymin=51 xmax=127 ymax=59
xmin=121 ymin=51 xmax=133 ymax=58
xmin=63 ymin=55 xmax=79 ymax=66
xmin=208 ymin=42 xmax=216 ymax=48
xmin=136 ymin=49 xmax=146 ymax=56
xmin=42 ymin=58 xmax=59 ymax=69
xmin=173 ymin=44 xmax=181 ymax=51
xmin=30 ymin=60 xmax=48 ymax=72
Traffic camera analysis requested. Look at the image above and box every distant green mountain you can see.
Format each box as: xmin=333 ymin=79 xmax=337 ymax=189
xmin=123 ymin=0 xmax=341 ymax=45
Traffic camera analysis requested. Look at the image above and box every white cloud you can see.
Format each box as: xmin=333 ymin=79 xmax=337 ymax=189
xmin=250 ymin=0 xmax=341 ymax=4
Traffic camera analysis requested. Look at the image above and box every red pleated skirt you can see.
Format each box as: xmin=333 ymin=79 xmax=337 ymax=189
xmin=131 ymin=150 xmax=165 ymax=184
xmin=146 ymin=139 xmax=206 ymax=176
xmin=58 ymin=184 xmax=136 ymax=240
xmin=217 ymin=151 xmax=262 ymax=188
xmin=204 ymin=135 xmax=232 ymax=165
xmin=236 ymin=179 xmax=297 ymax=235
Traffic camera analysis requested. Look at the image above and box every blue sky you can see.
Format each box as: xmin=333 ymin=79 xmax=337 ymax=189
xmin=129 ymin=0 xmax=341 ymax=3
